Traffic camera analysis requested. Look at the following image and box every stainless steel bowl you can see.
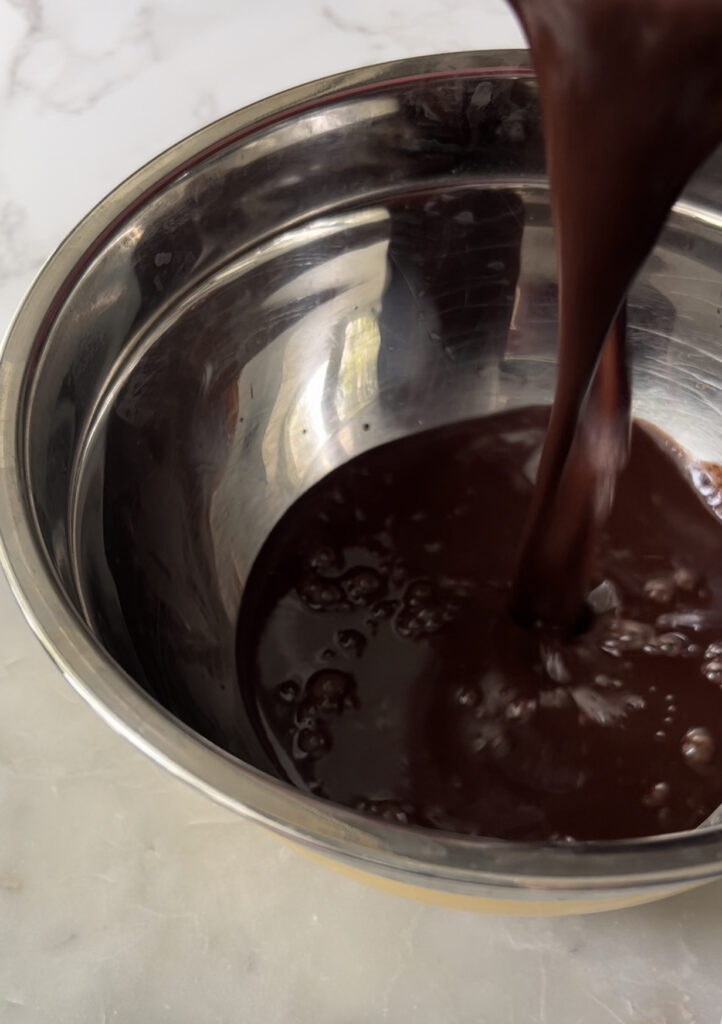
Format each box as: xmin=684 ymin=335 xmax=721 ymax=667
xmin=3 ymin=51 xmax=722 ymax=914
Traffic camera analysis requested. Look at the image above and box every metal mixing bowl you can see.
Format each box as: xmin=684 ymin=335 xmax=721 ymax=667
xmin=3 ymin=51 xmax=722 ymax=914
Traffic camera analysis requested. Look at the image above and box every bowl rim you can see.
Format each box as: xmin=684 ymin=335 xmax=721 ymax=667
xmin=2 ymin=48 xmax=722 ymax=895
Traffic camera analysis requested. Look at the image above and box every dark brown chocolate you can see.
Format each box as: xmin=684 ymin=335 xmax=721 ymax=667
xmin=237 ymin=408 xmax=722 ymax=840
xmin=509 ymin=0 xmax=722 ymax=629
xmin=236 ymin=3 xmax=722 ymax=840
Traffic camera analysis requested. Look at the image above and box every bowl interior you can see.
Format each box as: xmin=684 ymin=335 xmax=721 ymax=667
xmin=19 ymin=62 xmax=722 ymax=814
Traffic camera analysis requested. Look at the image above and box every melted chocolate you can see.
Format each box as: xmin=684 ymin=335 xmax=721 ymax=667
xmin=237 ymin=408 xmax=722 ymax=841
xmin=236 ymin=2 xmax=722 ymax=839
xmin=509 ymin=0 xmax=722 ymax=629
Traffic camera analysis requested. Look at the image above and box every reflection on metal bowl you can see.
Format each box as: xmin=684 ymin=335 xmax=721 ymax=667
xmin=2 ymin=51 xmax=722 ymax=914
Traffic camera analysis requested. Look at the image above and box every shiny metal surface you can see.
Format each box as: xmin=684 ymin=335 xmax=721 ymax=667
xmin=2 ymin=51 xmax=722 ymax=906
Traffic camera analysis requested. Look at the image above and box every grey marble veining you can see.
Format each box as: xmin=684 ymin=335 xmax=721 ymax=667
xmin=2 ymin=2 xmax=722 ymax=1022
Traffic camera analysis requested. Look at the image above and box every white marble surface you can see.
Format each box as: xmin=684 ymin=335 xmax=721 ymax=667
xmin=2 ymin=1 xmax=722 ymax=1021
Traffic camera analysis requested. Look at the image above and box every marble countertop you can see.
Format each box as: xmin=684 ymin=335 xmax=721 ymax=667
xmin=2 ymin=1 xmax=722 ymax=1021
